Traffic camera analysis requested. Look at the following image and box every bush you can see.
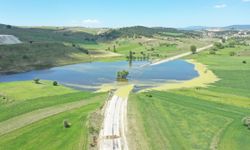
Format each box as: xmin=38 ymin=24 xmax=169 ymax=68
xmin=209 ymin=50 xmax=216 ymax=55
xmin=243 ymin=60 xmax=247 ymax=64
xmin=229 ymin=51 xmax=236 ymax=56
xmin=22 ymin=55 xmax=29 ymax=59
xmin=33 ymin=78 xmax=40 ymax=84
xmin=63 ymin=120 xmax=71 ymax=128
xmin=146 ymin=94 xmax=152 ymax=98
xmin=214 ymin=42 xmax=224 ymax=49
xmin=190 ymin=45 xmax=197 ymax=54
xmin=53 ymin=81 xmax=58 ymax=86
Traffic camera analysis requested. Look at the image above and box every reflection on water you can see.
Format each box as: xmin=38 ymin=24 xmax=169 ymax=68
xmin=0 ymin=60 xmax=198 ymax=91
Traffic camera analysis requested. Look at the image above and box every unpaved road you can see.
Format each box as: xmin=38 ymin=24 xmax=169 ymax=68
xmin=99 ymin=85 xmax=133 ymax=150
xmin=149 ymin=44 xmax=214 ymax=66
xmin=0 ymin=98 xmax=100 ymax=136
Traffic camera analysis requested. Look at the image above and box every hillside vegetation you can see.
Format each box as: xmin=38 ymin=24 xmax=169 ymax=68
xmin=0 ymin=24 xmax=215 ymax=73
xmin=0 ymin=80 xmax=106 ymax=149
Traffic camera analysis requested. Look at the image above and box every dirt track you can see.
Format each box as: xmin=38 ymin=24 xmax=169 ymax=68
xmin=99 ymin=85 xmax=133 ymax=150
xmin=150 ymin=44 xmax=214 ymax=66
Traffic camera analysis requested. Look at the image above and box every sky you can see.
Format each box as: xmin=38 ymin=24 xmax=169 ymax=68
xmin=0 ymin=0 xmax=250 ymax=28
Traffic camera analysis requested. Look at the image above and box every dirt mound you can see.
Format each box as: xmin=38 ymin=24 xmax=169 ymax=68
xmin=0 ymin=35 xmax=21 ymax=45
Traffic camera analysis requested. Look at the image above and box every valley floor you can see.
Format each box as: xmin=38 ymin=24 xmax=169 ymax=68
xmin=0 ymin=44 xmax=249 ymax=150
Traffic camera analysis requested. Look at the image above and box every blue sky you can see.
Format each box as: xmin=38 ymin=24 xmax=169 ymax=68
xmin=0 ymin=0 xmax=249 ymax=27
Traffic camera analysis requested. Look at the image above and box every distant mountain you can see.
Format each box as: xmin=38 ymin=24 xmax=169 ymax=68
xmin=183 ymin=25 xmax=250 ymax=31
xmin=223 ymin=25 xmax=250 ymax=30
xmin=182 ymin=26 xmax=209 ymax=31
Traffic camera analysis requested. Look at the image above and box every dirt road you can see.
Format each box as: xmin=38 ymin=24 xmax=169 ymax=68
xmin=149 ymin=44 xmax=214 ymax=66
xmin=99 ymin=85 xmax=133 ymax=150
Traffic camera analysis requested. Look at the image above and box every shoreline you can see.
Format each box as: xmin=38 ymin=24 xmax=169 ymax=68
xmin=141 ymin=59 xmax=220 ymax=92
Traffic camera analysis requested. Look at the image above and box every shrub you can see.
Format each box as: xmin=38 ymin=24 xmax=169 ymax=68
xmin=22 ymin=55 xmax=29 ymax=59
xmin=146 ymin=94 xmax=152 ymax=98
xmin=229 ymin=51 xmax=236 ymax=56
xmin=214 ymin=42 xmax=224 ymax=49
xmin=63 ymin=120 xmax=71 ymax=128
xmin=53 ymin=81 xmax=58 ymax=86
xmin=190 ymin=45 xmax=197 ymax=54
xmin=209 ymin=50 xmax=216 ymax=55
xmin=33 ymin=78 xmax=40 ymax=84
xmin=243 ymin=60 xmax=247 ymax=64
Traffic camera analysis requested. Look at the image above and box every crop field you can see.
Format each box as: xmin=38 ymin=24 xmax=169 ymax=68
xmin=127 ymin=45 xmax=250 ymax=150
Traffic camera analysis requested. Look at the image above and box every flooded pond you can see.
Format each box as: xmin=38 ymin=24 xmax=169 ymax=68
xmin=0 ymin=60 xmax=199 ymax=91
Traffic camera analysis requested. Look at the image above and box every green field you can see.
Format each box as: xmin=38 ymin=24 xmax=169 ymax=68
xmin=128 ymin=45 xmax=250 ymax=150
xmin=0 ymin=102 xmax=102 ymax=150
xmin=0 ymin=80 xmax=106 ymax=149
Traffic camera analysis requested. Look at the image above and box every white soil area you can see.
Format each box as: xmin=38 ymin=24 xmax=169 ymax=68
xmin=0 ymin=35 xmax=22 ymax=45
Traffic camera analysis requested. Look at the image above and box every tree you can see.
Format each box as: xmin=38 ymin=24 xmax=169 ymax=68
xmin=113 ymin=45 xmax=116 ymax=52
xmin=190 ymin=45 xmax=197 ymax=54
xmin=6 ymin=25 xmax=12 ymax=29
xmin=221 ymin=38 xmax=226 ymax=43
xmin=117 ymin=70 xmax=129 ymax=81
xmin=128 ymin=51 xmax=133 ymax=60
xmin=53 ymin=81 xmax=58 ymax=86
xmin=229 ymin=51 xmax=236 ymax=56
xmin=214 ymin=42 xmax=224 ymax=49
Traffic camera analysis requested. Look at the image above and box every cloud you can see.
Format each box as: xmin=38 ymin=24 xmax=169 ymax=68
xmin=69 ymin=19 xmax=101 ymax=27
xmin=82 ymin=19 xmax=100 ymax=24
xmin=214 ymin=4 xmax=227 ymax=8
xmin=242 ymin=0 xmax=250 ymax=2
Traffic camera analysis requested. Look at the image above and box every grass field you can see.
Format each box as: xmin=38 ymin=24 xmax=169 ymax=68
xmin=0 ymin=102 xmax=102 ymax=150
xmin=0 ymin=79 xmax=106 ymax=149
xmin=81 ymin=37 xmax=215 ymax=59
xmin=128 ymin=45 xmax=250 ymax=150
xmin=0 ymin=80 xmax=77 ymax=101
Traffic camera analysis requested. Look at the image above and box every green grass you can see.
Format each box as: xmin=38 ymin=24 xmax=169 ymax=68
xmin=0 ymin=102 xmax=102 ymax=150
xmin=0 ymin=91 xmax=103 ymax=122
xmin=0 ymin=79 xmax=106 ymax=149
xmin=128 ymin=45 xmax=250 ymax=150
xmin=0 ymin=80 xmax=77 ymax=101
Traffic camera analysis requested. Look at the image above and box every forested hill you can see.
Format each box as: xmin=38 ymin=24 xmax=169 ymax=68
xmin=0 ymin=24 xmax=200 ymax=43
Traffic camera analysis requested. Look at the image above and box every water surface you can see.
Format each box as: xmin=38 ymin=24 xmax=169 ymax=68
xmin=0 ymin=60 xmax=198 ymax=91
